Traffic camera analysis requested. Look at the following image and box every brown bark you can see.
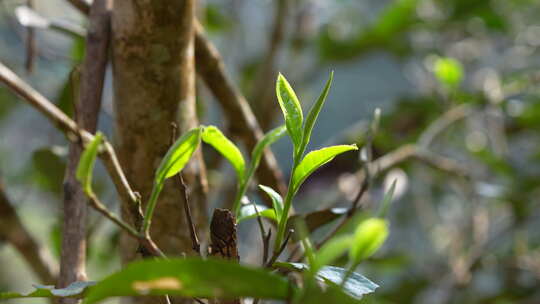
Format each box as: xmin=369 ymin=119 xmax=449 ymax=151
xmin=65 ymin=0 xmax=286 ymax=197
xmin=57 ymin=2 xmax=111 ymax=304
xmin=111 ymin=2 xmax=207 ymax=296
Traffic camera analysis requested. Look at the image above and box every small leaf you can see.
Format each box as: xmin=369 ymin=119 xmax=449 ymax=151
xmin=83 ymin=258 xmax=291 ymax=304
xmin=378 ymin=179 xmax=397 ymax=218
xmin=258 ymin=185 xmax=284 ymax=220
xmin=433 ymin=57 xmax=463 ymax=89
xmin=276 ymin=73 xmax=303 ymax=152
xmin=349 ymin=218 xmax=389 ymax=264
xmin=76 ymin=133 xmax=103 ymax=194
xmin=272 ymin=262 xmax=309 ymax=272
xmin=155 ymin=127 xmax=202 ymax=185
xmin=317 ymin=266 xmax=378 ymax=299
xmin=271 ymin=263 xmax=377 ymax=301
xmin=299 ymin=71 xmax=333 ymax=156
xmin=292 ymin=145 xmax=358 ymax=192
xmin=313 ymin=235 xmax=353 ymax=272
xmin=0 ymin=281 xmax=96 ymax=300
xmin=249 ymin=125 xmax=286 ymax=176
xmin=202 ymin=125 xmax=246 ymax=182
xmin=237 ymin=203 xmax=277 ymax=223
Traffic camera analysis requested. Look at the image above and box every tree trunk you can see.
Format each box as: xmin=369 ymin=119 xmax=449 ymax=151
xmin=111 ymin=1 xmax=206 ymax=303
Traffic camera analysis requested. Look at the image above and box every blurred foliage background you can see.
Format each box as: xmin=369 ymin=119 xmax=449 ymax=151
xmin=1 ymin=0 xmax=540 ymax=303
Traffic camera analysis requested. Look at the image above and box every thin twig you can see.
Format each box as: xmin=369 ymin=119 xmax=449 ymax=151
xmin=418 ymin=104 xmax=472 ymax=148
xmin=86 ymin=192 xmax=140 ymax=239
xmin=24 ymin=0 xmax=36 ymax=73
xmin=250 ymin=202 xmax=269 ymax=266
xmin=0 ymin=60 xmax=167 ymax=262
xmin=0 ymin=61 xmax=138 ymax=207
xmin=170 ymin=122 xmax=201 ymax=255
xmin=266 ymin=229 xmax=293 ymax=268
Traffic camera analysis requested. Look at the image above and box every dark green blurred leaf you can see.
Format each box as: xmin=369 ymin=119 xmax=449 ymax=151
xmin=287 ymin=207 xmax=347 ymax=233
xmin=203 ymin=4 xmax=233 ymax=33
xmin=84 ymin=258 xmax=291 ymax=303
xmin=319 ymin=0 xmax=420 ymax=61
xmin=31 ymin=146 xmax=67 ymax=194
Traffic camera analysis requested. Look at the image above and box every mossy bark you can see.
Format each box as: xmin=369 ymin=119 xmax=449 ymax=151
xmin=111 ymin=1 xmax=207 ymax=302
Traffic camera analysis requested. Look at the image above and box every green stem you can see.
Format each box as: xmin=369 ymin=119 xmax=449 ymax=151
xmin=232 ymin=182 xmax=247 ymax=217
xmin=274 ymin=155 xmax=300 ymax=252
xmin=142 ymin=183 xmax=162 ymax=235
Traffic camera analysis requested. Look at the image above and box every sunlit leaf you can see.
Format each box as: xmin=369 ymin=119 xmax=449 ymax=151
xmin=258 ymin=185 xmax=284 ymax=220
xmin=349 ymin=218 xmax=389 ymax=264
xmin=144 ymin=127 xmax=202 ymax=232
xmin=299 ymin=72 xmax=333 ymax=156
xmin=155 ymin=127 xmax=202 ymax=184
xmin=202 ymin=125 xmax=246 ymax=183
xmin=292 ymin=145 xmax=358 ymax=192
xmin=237 ymin=203 xmax=277 ymax=223
xmin=276 ymin=73 xmax=303 ymax=152
xmin=76 ymin=133 xmax=103 ymax=194
xmin=83 ymin=258 xmax=291 ymax=303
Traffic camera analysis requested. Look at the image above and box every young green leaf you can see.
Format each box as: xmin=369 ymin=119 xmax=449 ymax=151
xmin=155 ymin=127 xmax=202 ymax=184
xmin=76 ymin=132 xmax=103 ymax=194
xmin=249 ymin=124 xmax=286 ymax=175
xmin=276 ymin=73 xmax=303 ymax=152
xmin=349 ymin=218 xmax=389 ymax=264
xmin=433 ymin=57 xmax=463 ymax=89
xmin=258 ymin=185 xmax=284 ymax=220
xmin=202 ymin=125 xmax=246 ymax=182
xmin=144 ymin=127 xmax=202 ymax=233
xmin=292 ymin=144 xmax=358 ymax=192
xmin=237 ymin=203 xmax=277 ymax=223
xmin=299 ymin=71 xmax=333 ymax=156
xmin=313 ymin=235 xmax=353 ymax=273
xmin=83 ymin=258 xmax=291 ymax=304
